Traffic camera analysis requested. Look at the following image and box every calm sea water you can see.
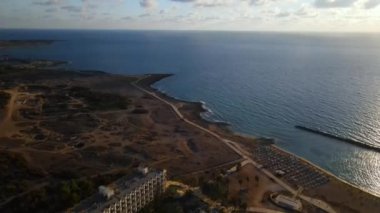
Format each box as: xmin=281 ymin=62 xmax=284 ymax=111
xmin=1 ymin=30 xmax=380 ymax=195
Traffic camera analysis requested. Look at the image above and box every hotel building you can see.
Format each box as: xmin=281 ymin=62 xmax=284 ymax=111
xmin=73 ymin=169 xmax=167 ymax=213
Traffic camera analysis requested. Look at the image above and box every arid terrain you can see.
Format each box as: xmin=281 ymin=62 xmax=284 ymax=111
xmin=0 ymin=59 xmax=240 ymax=212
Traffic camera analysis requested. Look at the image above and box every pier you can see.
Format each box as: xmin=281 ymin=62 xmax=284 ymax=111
xmin=295 ymin=125 xmax=380 ymax=152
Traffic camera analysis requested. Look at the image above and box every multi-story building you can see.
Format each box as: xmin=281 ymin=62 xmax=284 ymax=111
xmin=72 ymin=169 xmax=167 ymax=213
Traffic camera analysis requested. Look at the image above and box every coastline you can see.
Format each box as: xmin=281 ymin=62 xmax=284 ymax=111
xmin=137 ymin=74 xmax=231 ymax=128
xmin=139 ymin=73 xmax=380 ymax=199
xmin=1 ymin=37 xmax=379 ymax=211
xmin=1 ymin=61 xmax=379 ymax=212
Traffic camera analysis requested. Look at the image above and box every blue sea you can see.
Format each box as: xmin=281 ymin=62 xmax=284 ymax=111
xmin=1 ymin=29 xmax=380 ymax=195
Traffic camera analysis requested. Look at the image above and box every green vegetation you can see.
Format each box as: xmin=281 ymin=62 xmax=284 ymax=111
xmin=1 ymin=179 xmax=95 ymax=213
xmin=201 ymin=177 xmax=228 ymax=201
xmin=140 ymin=186 xmax=208 ymax=213
xmin=141 ymin=200 xmax=184 ymax=213
xmin=0 ymin=174 xmax=124 ymax=213
xmin=40 ymin=113 xmax=99 ymax=136
xmin=132 ymin=108 xmax=149 ymax=114
xmin=0 ymin=152 xmax=44 ymax=202
xmin=41 ymin=94 xmax=71 ymax=114
xmin=69 ymin=86 xmax=129 ymax=111
xmin=0 ymin=91 xmax=10 ymax=109
xmin=59 ymin=179 xmax=94 ymax=205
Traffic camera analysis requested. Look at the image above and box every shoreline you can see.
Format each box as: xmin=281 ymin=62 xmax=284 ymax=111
xmin=139 ymin=73 xmax=380 ymax=199
xmin=273 ymin=144 xmax=380 ymax=198
xmin=137 ymin=74 xmax=231 ymax=128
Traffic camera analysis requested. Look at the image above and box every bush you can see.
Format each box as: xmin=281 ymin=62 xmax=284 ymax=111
xmin=0 ymin=91 xmax=10 ymax=109
xmin=201 ymin=180 xmax=228 ymax=201
xmin=69 ymin=87 xmax=129 ymax=111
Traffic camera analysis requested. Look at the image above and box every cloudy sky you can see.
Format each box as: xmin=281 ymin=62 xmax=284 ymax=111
xmin=0 ymin=0 xmax=379 ymax=32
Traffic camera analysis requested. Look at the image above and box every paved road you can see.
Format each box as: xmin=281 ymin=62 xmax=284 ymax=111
xmin=133 ymin=76 xmax=337 ymax=213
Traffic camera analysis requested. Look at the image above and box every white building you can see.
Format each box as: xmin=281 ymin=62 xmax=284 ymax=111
xmin=270 ymin=193 xmax=302 ymax=212
xmin=98 ymin=186 xmax=114 ymax=200
xmin=73 ymin=169 xmax=167 ymax=213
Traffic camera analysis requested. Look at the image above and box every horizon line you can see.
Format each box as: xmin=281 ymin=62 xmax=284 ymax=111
xmin=1 ymin=28 xmax=380 ymax=35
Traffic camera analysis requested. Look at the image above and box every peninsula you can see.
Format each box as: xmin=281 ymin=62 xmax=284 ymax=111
xmin=0 ymin=40 xmax=55 ymax=48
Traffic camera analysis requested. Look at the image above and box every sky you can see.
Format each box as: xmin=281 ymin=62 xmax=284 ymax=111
xmin=0 ymin=0 xmax=379 ymax=32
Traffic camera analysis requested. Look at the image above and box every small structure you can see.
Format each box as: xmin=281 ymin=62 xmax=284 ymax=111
xmin=270 ymin=193 xmax=302 ymax=212
xmin=275 ymin=169 xmax=286 ymax=177
xmin=98 ymin=186 xmax=115 ymax=200
xmin=226 ymin=165 xmax=237 ymax=174
xmin=137 ymin=166 xmax=149 ymax=175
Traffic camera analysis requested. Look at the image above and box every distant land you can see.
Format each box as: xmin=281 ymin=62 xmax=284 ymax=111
xmin=0 ymin=40 xmax=55 ymax=48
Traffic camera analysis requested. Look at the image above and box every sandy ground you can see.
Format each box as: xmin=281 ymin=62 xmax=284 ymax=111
xmin=310 ymin=179 xmax=380 ymax=213
xmin=0 ymin=88 xmax=18 ymax=137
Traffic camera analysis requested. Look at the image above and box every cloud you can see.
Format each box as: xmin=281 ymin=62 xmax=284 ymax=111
xmin=294 ymin=6 xmax=318 ymax=18
xmin=139 ymin=13 xmax=151 ymax=17
xmin=249 ymin=0 xmax=278 ymax=5
xmin=169 ymin=0 xmax=278 ymax=7
xmin=33 ymin=0 xmax=62 ymax=6
xmin=314 ymin=0 xmax=358 ymax=8
xmin=171 ymin=0 xmax=196 ymax=2
xmin=140 ymin=0 xmax=157 ymax=9
xmin=364 ymin=0 xmax=380 ymax=9
xmin=45 ymin=8 xmax=58 ymax=13
xmin=61 ymin=5 xmax=81 ymax=13
xmin=121 ymin=16 xmax=133 ymax=20
xmin=276 ymin=11 xmax=290 ymax=17
xmin=194 ymin=0 xmax=232 ymax=7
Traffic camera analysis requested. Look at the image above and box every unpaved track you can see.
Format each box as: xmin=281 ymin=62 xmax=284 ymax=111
xmin=0 ymin=88 xmax=18 ymax=136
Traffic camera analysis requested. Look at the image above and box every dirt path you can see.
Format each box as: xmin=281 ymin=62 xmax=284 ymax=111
xmin=0 ymin=88 xmax=19 ymax=137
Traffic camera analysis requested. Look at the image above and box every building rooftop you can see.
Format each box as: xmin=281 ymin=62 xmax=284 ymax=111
xmin=274 ymin=194 xmax=302 ymax=211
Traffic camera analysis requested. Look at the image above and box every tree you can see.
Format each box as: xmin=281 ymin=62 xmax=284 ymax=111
xmin=159 ymin=202 xmax=184 ymax=213
xmin=201 ymin=180 xmax=228 ymax=201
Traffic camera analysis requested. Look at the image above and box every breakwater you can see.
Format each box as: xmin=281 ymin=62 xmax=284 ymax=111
xmin=295 ymin=125 xmax=380 ymax=152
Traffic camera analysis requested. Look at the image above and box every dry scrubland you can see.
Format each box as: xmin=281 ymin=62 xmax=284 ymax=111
xmin=0 ymin=62 xmax=240 ymax=212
